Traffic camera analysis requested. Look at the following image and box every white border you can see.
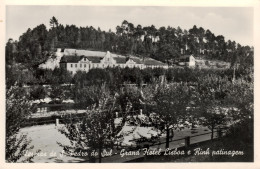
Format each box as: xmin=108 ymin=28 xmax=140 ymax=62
xmin=0 ymin=0 xmax=259 ymax=169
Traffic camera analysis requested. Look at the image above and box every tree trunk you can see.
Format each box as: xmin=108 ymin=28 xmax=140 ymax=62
xmin=166 ymin=126 xmax=170 ymax=149
xmin=232 ymin=66 xmax=236 ymax=83
xmin=88 ymin=150 xmax=95 ymax=163
xmin=110 ymin=120 xmax=115 ymax=149
xmin=211 ymin=124 xmax=214 ymax=140
xmin=98 ymin=144 xmax=102 ymax=163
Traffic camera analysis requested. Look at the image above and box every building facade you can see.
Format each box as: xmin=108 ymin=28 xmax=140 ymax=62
xmin=60 ymin=50 xmax=168 ymax=74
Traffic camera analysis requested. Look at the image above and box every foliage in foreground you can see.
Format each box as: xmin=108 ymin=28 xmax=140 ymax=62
xmin=56 ymin=71 xmax=253 ymax=162
xmin=6 ymin=86 xmax=38 ymax=162
xmin=57 ymin=84 xmax=117 ymax=163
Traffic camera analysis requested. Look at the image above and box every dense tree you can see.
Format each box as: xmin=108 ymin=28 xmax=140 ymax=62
xmin=6 ymin=39 xmax=18 ymax=65
xmin=58 ymin=84 xmax=117 ymax=163
xmin=196 ymin=75 xmax=232 ymax=139
xmin=14 ymin=24 xmax=51 ymax=69
xmin=6 ymin=86 xmax=38 ymax=162
xmin=29 ymin=85 xmax=47 ymax=101
xmin=50 ymin=16 xmax=59 ymax=28
xmin=227 ymin=80 xmax=253 ymax=121
xmin=49 ymin=85 xmax=66 ymax=102
xmin=6 ymin=65 xmax=37 ymax=88
xmin=225 ymin=80 xmax=253 ymax=150
xmin=117 ymin=85 xmax=143 ymax=112
xmin=152 ymin=83 xmax=192 ymax=148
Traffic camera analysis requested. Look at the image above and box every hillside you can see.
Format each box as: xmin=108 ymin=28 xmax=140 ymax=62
xmin=195 ymin=59 xmax=230 ymax=69
xmin=6 ymin=18 xmax=253 ymax=71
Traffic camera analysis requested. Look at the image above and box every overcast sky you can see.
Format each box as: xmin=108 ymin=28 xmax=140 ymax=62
xmin=6 ymin=6 xmax=254 ymax=46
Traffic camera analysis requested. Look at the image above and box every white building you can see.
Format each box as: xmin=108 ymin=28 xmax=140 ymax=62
xmin=178 ymin=54 xmax=196 ymax=67
xmin=39 ymin=48 xmax=64 ymax=69
xmin=59 ymin=49 xmax=168 ymax=74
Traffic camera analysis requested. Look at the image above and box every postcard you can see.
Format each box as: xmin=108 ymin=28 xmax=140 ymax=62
xmin=1 ymin=0 xmax=259 ymax=169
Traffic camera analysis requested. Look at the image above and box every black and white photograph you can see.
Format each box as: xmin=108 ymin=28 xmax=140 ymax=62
xmin=2 ymin=2 xmax=257 ymax=166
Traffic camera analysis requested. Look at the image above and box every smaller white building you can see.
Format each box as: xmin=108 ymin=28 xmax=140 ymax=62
xmin=39 ymin=48 xmax=64 ymax=69
xmin=178 ymin=54 xmax=196 ymax=67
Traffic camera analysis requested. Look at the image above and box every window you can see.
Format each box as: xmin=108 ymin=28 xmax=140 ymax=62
xmin=84 ymin=64 xmax=86 ymax=68
xmin=75 ymin=64 xmax=77 ymax=68
xmin=71 ymin=64 xmax=73 ymax=68
xmin=80 ymin=64 xmax=82 ymax=68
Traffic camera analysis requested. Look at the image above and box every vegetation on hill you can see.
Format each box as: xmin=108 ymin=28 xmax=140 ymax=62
xmin=5 ymin=17 xmax=254 ymax=88
xmin=6 ymin=17 xmax=253 ymax=69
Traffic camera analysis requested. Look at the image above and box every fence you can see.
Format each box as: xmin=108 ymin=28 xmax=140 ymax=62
xmin=83 ymin=128 xmax=226 ymax=163
xmin=21 ymin=115 xmax=85 ymax=127
xmin=120 ymin=128 xmax=224 ymax=151
xmin=21 ymin=110 xmax=142 ymax=127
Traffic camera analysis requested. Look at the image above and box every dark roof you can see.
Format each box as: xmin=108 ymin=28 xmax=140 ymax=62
xmin=60 ymin=55 xmax=102 ymax=63
xmin=143 ymin=58 xmax=167 ymax=66
xmin=85 ymin=56 xmax=102 ymax=63
xmin=60 ymin=55 xmax=81 ymax=63
xmin=114 ymin=57 xmax=127 ymax=64
xmin=179 ymin=55 xmax=193 ymax=59
xmin=130 ymin=57 xmax=143 ymax=64
xmin=113 ymin=56 xmax=143 ymax=64
xmin=60 ymin=53 xmax=167 ymax=66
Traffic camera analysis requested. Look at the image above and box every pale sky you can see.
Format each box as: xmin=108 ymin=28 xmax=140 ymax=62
xmin=6 ymin=6 xmax=254 ymax=46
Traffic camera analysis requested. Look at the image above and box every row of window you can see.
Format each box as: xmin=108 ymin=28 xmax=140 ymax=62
xmin=71 ymin=63 xmax=89 ymax=68
xmin=69 ymin=63 xmax=167 ymax=69
xmin=70 ymin=63 xmax=111 ymax=68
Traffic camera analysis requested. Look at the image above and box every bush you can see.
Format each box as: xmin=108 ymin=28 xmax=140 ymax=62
xmin=30 ymin=85 xmax=47 ymax=101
